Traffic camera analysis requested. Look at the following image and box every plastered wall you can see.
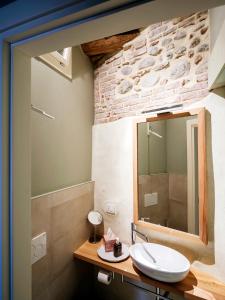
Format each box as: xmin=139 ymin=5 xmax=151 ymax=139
xmin=31 ymin=46 xmax=93 ymax=196
xmin=92 ymin=118 xmax=134 ymax=245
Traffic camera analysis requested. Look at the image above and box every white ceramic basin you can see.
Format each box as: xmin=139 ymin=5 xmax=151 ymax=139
xmin=129 ymin=243 xmax=190 ymax=283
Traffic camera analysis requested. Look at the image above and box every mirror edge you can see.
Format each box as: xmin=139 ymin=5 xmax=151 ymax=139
xmin=133 ymin=108 xmax=208 ymax=246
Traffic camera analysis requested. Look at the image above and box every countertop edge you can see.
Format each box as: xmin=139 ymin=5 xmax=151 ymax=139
xmin=74 ymin=240 xmax=225 ymax=300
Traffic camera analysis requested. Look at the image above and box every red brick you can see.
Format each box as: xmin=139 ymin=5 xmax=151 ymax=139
xmin=178 ymin=82 xmax=208 ymax=93
xmin=178 ymin=16 xmax=195 ymax=28
xmin=133 ymin=38 xmax=146 ymax=49
xmin=180 ymin=89 xmax=208 ymax=101
xmin=133 ymin=46 xmax=146 ymax=57
xmin=196 ymin=73 xmax=208 ymax=82
xmin=99 ymin=72 xmax=107 ymax=79
xmin=94 ymin=11 xmax=209 ymax=124
xmin=100 ymin=75 xmax=116 ymax=83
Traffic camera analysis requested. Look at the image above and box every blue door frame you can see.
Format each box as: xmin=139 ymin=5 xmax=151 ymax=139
xmin=0 ymin=1 xmax=151 ymax=299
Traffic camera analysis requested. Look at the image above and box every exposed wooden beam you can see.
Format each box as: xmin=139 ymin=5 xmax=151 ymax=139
xmin=81 ymin=30 xmax=139 ymax=56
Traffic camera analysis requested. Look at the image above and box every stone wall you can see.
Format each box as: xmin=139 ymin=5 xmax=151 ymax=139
xmin=94 ymin=11 xmax=209 ymax=124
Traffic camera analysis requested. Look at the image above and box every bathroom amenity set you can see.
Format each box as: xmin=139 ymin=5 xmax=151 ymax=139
xmin=87 ymin=210 xmax=190 ymax=285
xmin=97 ymin=227 xmax=130 ymax=262
xmin=87 ymin=210 xmax=130 ymax=262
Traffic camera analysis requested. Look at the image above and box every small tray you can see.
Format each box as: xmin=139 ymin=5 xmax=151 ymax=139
xmin=97 ymin=243 xmax=130 ymax=262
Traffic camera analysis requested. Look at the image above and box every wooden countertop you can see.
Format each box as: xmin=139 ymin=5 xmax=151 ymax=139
xmin=74 ymin=240 xmax=225 ymax=300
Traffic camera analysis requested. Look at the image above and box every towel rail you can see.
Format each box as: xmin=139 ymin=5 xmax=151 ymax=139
xmin=31 ymin=104 xmax=55 ymax=119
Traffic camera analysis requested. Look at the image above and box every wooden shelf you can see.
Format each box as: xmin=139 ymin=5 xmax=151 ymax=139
xmin=74 ymin=240 xmax=225 ymax=300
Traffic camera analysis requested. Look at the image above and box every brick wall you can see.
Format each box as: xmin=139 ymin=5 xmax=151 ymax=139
xmin=94 ymin=11 xmax=209 ymax=124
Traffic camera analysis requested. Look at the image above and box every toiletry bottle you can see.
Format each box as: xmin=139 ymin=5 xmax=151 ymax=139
xmin=113 ymin=238 xmax=122 ymax=257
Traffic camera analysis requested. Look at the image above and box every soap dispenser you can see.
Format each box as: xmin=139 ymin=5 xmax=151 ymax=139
xmin=113 ymin=238 xmax=122 ymax=257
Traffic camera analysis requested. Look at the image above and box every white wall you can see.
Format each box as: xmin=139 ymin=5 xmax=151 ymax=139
xmin=203 ymin=90 xmax=225 ymax=279
xmin=208 ymin=5 xmax=225 ymax=88
xmin=209 ymin=5 xmax=225 ymax=51
xmin=92 ymin=118 xmax=134 ymax=244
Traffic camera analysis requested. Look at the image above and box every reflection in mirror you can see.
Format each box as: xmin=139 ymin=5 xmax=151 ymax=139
xmin=137 ymin=115 xmax=199 ymax=235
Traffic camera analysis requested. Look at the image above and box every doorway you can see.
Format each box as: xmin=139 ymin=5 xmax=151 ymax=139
xmin=4 ymin=0 xmax=225 ymax=299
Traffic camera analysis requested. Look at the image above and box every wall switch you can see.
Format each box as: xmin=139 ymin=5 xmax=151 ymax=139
xmin=144 ymin=193 xmax=158 ymax=207
xmin=105 ymin=202 xmax=117 ymax=215
xmin=31 ymin=232 xmax=47 ymax=264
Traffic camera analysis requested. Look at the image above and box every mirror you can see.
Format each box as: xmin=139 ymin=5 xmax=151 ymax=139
xmin=88 ymin=210 xmax=103 ymax=243
xmin=135 ymin=109 xmax=207 ymax=243
xmin=88 ymin=210 xmax=103 ymax=226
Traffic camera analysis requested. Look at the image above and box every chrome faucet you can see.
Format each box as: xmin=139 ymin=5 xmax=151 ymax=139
xmin=131 ymin=222 xmax=149 ymax=245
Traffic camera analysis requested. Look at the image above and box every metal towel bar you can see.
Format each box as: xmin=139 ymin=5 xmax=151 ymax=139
xmin=31 ymin=104 xmax=55 ymax=119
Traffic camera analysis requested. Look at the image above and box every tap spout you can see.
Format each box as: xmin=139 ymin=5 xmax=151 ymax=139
xmin=131 ymin=222 xmax=148 ymax=245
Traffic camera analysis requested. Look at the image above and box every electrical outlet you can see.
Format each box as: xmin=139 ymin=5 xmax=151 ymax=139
xmin=31 ymin=232 xmax=47 ymax=264
xmin=105 ymin=202 xmax=117 ymax=215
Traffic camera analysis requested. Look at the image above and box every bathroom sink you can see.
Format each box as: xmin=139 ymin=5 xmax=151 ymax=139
xmin=129 ymin=243 xmax=190 ymax=283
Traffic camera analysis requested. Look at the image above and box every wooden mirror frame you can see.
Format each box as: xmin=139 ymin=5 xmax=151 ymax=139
xmin=133 ymin=108 xmax=208 ymax=245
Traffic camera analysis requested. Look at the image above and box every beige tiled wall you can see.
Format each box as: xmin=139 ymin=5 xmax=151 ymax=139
xmin=139 ymin=173 xmax=187 ymax=231
xmin=138 ymin=174 xmax=169 ymax=226
xmin=168 ymin=174 xmax=187 ymax=232
xmin=32 ymin=181 xmax=94 ymax=300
